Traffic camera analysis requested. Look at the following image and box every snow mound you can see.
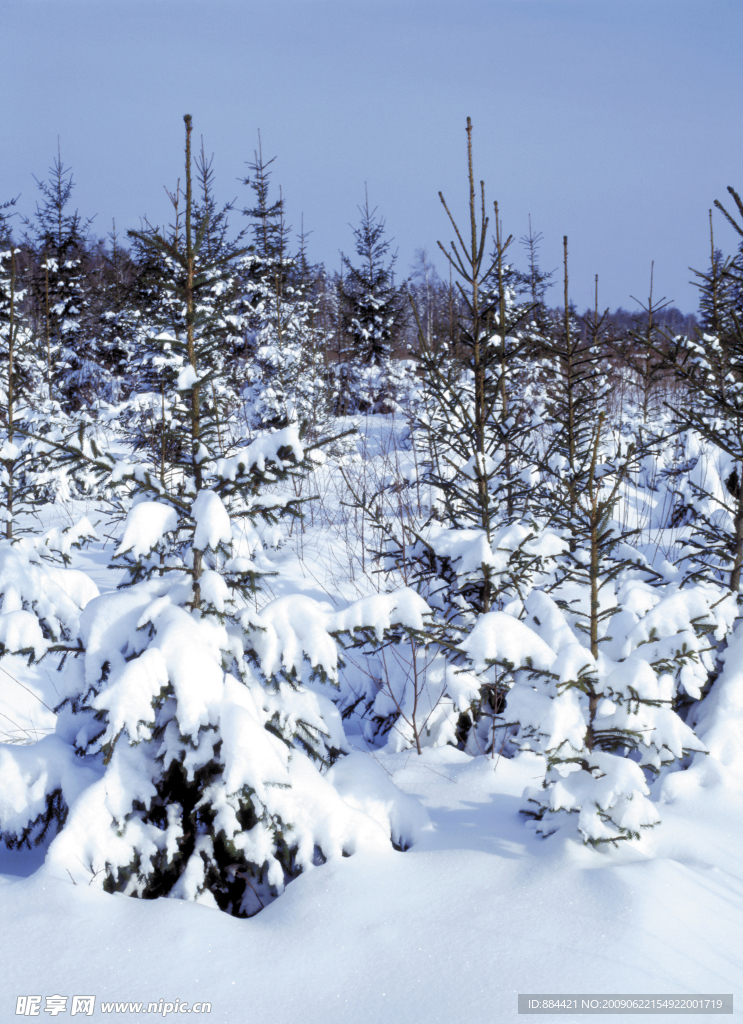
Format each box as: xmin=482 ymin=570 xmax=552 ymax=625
xmin=327 ymin=752 xmax=432 ymax=850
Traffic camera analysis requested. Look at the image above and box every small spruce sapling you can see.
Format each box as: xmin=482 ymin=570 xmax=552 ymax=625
xmin=512 ymin=250 xmax=711 ymax=845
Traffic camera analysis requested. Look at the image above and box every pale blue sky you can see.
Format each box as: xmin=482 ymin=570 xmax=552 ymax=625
xmin=3 ymin=0 xmax=742 ymax=312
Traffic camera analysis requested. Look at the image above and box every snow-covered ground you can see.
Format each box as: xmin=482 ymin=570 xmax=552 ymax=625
xmin=1 ymin=746 xmax=741 ymax=1022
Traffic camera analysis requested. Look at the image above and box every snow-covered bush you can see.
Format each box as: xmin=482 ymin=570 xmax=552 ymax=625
xmin=496 ymin=583 xmax=735 ymax=844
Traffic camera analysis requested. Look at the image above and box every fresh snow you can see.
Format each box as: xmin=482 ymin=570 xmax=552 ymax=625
xmin=114 ymin=502 xmax=178 ymax=560
xmin=1 ymin=748 xmax=741 ymax=1022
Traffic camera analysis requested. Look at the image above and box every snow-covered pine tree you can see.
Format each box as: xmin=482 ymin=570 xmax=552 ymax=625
xmin=515 ymin=218 xmax=554 ymax=335
xmin=87 ymin=223 xmax=141 ymax=404
xmin=0 ymin=116 xmax=429 ymax=916
xmin=598 ymin=201 xmax=743 ymax=821
xmin=691 ymin=214 xmax=738 ymax=350
xmin=609 ymin=263 xmax=673 ymax=424
xmin=0 ymin=201 xmax=100 ymax=574
xmin=665 ymin=192 xmax=743 ymax=592
xmin=118 ymin=146 xmax=248 ymax=488
xmin=405 ymin=123 xmax=545 ymax=626
xmin=240 ymin=144 xmax=332 ymax=436
xmin=507 ymin=245 xmax=717 ymax=845
xmin=400 ymin=129 xmax=554 ymax=752
xmin=292 ymin=225 xmax=340 ymax=438
xmin=711 ymin=188 xmax=743 ymax=335
xmin=24 ymin=151 xmax=94 ymax=408
xmin=336 ymin=120 xmax=549 ymax=755
xmin=1 ymin=232 xmax=25 ymax=538
xmin=338 ymin=190 xmax=408 ymax=413
xmin=0 ymin=228 xmax=53 ymax=535
xmin=0 ymin=214 xmax=100 ymax=731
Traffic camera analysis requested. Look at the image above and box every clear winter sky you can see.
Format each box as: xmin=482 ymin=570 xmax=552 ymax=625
xmin=3 ymin=0 xmax=742 ymax=314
